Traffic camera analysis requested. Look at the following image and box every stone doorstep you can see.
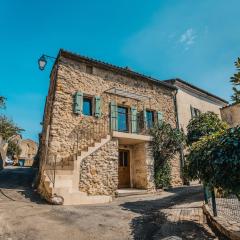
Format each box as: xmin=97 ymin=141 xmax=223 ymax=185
xmin=116 ymin=188 xmax=149 ymax=197
xmin=202 ymin=204 xmax=240 ymax=240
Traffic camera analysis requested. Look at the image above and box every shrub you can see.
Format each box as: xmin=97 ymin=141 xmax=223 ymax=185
xmin=187 ymin=112 xmax=228 ymax=145
xmin=185 ymin=126 xmax=240 ymax=198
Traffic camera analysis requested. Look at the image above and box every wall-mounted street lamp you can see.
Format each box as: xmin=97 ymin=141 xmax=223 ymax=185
xmin=38 ymin=54 xmax=56 ymax=71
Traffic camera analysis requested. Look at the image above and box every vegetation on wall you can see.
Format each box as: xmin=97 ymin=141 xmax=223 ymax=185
xmin=231 ymin=57 xmax=240 ymax=103
xmin=186 ymin=112 xmax=228 ymax=145
xmin=150 ymin=122 xmax=185 ymax=188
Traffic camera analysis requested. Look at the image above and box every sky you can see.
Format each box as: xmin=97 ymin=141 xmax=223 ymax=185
xmin=0 ymin=0 xmax=239 ymax=142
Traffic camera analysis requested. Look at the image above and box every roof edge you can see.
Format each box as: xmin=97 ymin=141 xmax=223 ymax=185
xmin=57 ymin=49 xmax=177 ymax=91
xmin=165 ymin=78 xmax=228 ymax=104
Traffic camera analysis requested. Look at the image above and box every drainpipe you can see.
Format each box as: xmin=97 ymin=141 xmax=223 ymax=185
xmin=173 ymin=90 xmax=185 ymax=183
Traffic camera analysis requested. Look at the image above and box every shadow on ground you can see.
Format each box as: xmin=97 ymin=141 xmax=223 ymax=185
xmin=121 ymin=186 xmax=226 ymax=240
xmin=0 ymin=166 xmax=45 ymax=204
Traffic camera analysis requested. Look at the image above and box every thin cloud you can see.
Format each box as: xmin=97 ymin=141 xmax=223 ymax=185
xmin=179 ymin=28 xmax=196 ymax=49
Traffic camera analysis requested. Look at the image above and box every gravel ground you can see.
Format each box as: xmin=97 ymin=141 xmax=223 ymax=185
xmin=0 ymin=167 xmax=222 ymax=240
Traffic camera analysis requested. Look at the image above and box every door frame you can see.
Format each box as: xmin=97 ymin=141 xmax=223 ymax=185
xmin=118 ymin=147 xmax=133 ymax=188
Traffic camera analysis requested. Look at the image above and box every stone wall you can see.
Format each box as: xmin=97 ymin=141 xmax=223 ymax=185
xmin=221 ymin=103 xmax=240 ymax=128
xmin=46 ymin=58 xmax=177 ymax=160
xmin=79 ymin=139 xmax=118 ymax=195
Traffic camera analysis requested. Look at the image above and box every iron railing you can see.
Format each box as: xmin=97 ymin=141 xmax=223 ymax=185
xmin=110 ymin=110 xmax=152 ymax=135
xmin=57 ymin=115 xmax=110 ymax=168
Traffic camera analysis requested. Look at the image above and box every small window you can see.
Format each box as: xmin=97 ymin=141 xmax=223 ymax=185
xmin=191 ymin=106 xmax=201 ymax=118
xmin=119 ymin=151 xmax=128 ymax=167
xmin=83 ymin=97 xmax=93 ymax=116
xmin=146 ymin=110 xmax=154 ymax=128
xmin=86 ymin=65 xmax=93 ymax=74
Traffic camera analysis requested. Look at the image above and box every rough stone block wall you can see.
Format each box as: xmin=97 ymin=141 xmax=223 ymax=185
xmin=79 ymin=139 xmax=118 ymax=195
xmin=170 ymin=153 xmax=182 ymax=186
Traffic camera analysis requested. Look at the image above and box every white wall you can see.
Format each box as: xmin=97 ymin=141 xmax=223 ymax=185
xmin=176 ymin=88 xmax=223 ymax=133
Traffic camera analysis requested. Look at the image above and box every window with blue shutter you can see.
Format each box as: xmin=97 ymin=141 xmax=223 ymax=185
xmin=74 ymin=91 xmax=83 ymax=114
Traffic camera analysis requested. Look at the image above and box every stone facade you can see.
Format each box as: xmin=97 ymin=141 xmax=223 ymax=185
xmin=79 ymin=139 xmax=118 ymax=196
xmin=39 ymin=49 xmax=182 ymax=198
xmin=221 ymin=103 xmax=240 ymax=127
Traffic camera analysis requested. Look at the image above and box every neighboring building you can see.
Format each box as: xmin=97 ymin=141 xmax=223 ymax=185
xmin=18 ymin=139 xmax=38 ymax=166
xmin=165 ymin=79 xmax=228 ymax=133
xmin=221 ymin=103 xmax=240 ymax=127
xmin=38 ymin=49 xmax=181 ymax=205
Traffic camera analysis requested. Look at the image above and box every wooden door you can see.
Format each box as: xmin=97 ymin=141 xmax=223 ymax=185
xmin=118 ymin=150 xmax=130 ymax=188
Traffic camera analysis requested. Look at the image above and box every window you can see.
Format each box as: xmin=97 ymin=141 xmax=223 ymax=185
xmin=119 ymin=150 xmax=128 ymax=167
xmin=190 ymin=106 xmax=201 ymax=118
xmin=146 ymin=110 xmax=154 ymax=128
xmin=83 ymin=97 xmax=93 ymax=116
xmin=117 ymin=106 xmax=128 ymax=132
xmin=86 ymin=65 xmax=93 ymax=74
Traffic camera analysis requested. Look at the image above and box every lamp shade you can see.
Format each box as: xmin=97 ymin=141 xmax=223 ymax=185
xmin=38 ymin=55 xmax=47 ymax=70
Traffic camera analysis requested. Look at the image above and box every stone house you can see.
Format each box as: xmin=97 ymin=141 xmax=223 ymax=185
xmin=18 ymin=139 xmax=38 ymax=166
xmin=221 ymin=103 xmax=240 ymax=127
xmin=38 ymin=49 xmax=181 ymax=205
xmin=165 ymin=79 xmax=228 ymax=133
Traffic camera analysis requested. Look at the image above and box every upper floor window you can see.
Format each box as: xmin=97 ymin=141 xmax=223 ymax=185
xmin=146 ymin=110 xmax=155 ymax=128
xmin=190 ymin=105 xmax=201 ymax=118
xmin=117 ymin=106 xmax=128 ymax=132
xmin=83 ymin=97 xmax=93 ymax=116
xmin=86 ymin=65 xmax=93 ymax=74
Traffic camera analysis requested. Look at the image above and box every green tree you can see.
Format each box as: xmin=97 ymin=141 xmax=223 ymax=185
xmin=187 ymin=112 xmax=228 ymax=145
xmin=230 ymin=57 xmax=240 ymax=103
xmin=7 ymin=140 xmax=22 ymax=158
xmin=0 ymin=116 xmax=23 ymax=140
xmin=0 ymin=96 xmax=6 ymax=109
xmin=150 ymin=122 xmax=185 ymax=188
xmin=185 ymin=127 xmax=240 ymax=198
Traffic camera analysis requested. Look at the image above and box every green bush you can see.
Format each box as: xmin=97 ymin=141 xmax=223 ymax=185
xmin=185 ymin=126 xmax=240 ymax=198
xmin=187 ymin=112 xmax=228 ymax=145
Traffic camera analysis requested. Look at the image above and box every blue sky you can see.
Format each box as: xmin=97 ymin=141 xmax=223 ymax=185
xmin=0 ymin=0 xmax=239 ymax=142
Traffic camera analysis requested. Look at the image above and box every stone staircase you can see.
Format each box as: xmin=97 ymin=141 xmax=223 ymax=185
xmin=42 ymin=134 xmax=112 ymax=205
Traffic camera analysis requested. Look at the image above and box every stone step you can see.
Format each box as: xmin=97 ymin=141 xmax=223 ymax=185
xmin=116 ymin=189 xmax=148 ymax=197
xmin=63 ymin=193 xmax=112 ymax=205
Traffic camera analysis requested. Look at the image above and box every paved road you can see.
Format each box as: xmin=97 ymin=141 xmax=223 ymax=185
xmin=0 ymin=167 xmax=222 ymax=240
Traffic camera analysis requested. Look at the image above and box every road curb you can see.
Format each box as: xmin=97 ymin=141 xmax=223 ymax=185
xmin=202 ymin=204 xmax=240 ymax=240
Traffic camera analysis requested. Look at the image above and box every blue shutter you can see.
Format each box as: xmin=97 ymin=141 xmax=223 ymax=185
xmin=157 ymin=111 xmax=163 ymax=125
xmin=131 ymin=106 xmax=137 ymax=133
xmin=95 ymin=96 xmax=101 ymax=118
xmin=110 ymin=101 xmax=117 ymax=131
xmin=143 ymin=109 xmax=147 ymax=129
xmin=74 ymin=91 xmax=83 ymax=114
